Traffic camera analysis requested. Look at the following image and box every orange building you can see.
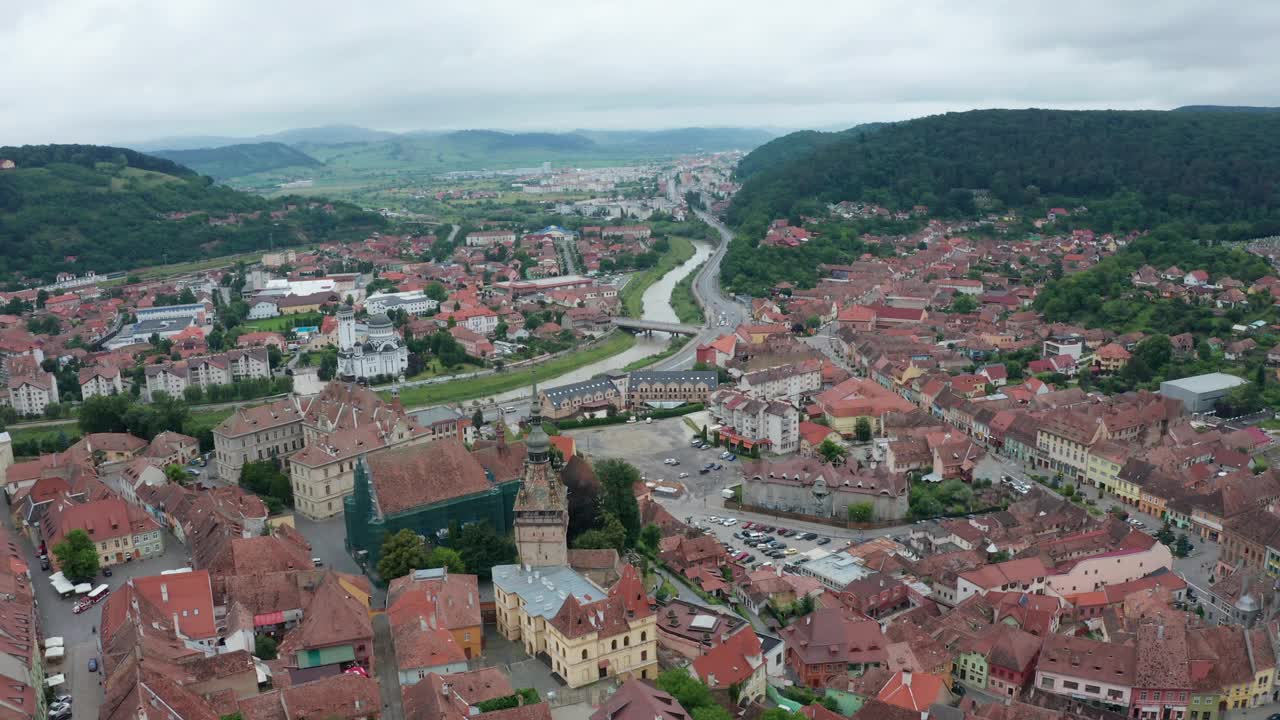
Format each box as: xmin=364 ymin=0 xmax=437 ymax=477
xmin=387 ymin=568 xmax=483 ymax=659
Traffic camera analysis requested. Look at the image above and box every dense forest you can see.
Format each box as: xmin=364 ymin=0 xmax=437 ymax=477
xmin=727 ymin=109 xmax=1280 ymax=241
xmin=733 ymin=123 xmax=885 ymax=182
xmin=0 ymin=144 xmax=385 ymax=283
xmin=151 ymin=142 xmax=322 ymax=179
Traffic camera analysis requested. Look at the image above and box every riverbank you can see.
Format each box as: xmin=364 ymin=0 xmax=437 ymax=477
xmin=620 ymin=236 xmax=695 ymax=317
xmin=389 ymin=331 xmax=637 ymax=407
xmin=671 ymin=260 xmax=706 ymax=325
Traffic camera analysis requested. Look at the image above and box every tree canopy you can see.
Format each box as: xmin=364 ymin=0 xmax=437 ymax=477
xmin=730 ymin=109 xmax=1280 ymax=236
xmin=594 ymin=459 xmax=643 ymax=549
xmin=453 ymin=522 xmax=517 ymax=580
xmin=52 ymin=528 xmax=99 ymax=582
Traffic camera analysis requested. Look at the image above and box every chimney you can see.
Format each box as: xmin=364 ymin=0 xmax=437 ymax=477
xmin=776 ymin=565 xmax=783 ymax=578
xmin=442 ymin=682 xmax=452 ymax=697
xmin=901 ymin=670 xmax=912 ymax=687
xmin=420 ymin=617 xmax=428 ymax=632
xmin=160 ymin=583 xmax=169 ymax=603
xmin=1157 ymin=624 xmax=1165 ymax=641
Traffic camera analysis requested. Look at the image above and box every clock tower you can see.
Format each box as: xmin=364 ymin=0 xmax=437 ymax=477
xmin=513 ymin=392 xmax=568 ymax=567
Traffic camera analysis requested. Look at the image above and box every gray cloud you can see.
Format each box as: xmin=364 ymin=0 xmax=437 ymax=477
xmin=2 ymin=0 xmax=1278 ymax=145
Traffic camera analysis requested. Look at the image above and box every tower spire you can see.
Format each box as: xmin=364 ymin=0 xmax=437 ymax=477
xmin=526 ymin=375 xmax=549 ymax=463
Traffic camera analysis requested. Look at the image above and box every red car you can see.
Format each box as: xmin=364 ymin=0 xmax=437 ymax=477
xmin=742 ymin=521 xmax=756 ymax=530
xmin=733 ymin=551 xmax=750 ymax=562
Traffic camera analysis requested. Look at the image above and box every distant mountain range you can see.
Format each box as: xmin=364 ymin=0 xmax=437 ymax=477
xmin=128 ymin=126 xmax=778 ymax=183
xmin=150 ymin=142 xmax=322 ymax=179
xmin=130 ymin=124 xmax=399 ymax=151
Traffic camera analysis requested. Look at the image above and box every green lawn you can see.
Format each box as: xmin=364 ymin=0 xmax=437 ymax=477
xmin=243 ymin=313 xmax=324 ymax=332
xmin=388 ymin=331 xmax=636 ymax=407
xmin=404 ymin=360 xmax=482 ymax=382
xmin=620 ymin=236 xmax=695 ymax=318
xmin=671 ymin=261 xmax=705 ymax=325
xmin=8 ymin=422 xmax=82 ymax=453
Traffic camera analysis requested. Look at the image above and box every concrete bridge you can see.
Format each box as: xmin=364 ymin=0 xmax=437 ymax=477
xmin=609 ymin=317 xmax=702 ymax=336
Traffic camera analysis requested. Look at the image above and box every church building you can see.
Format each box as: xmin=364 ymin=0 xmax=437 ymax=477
xmin=337 ymin=306 xmax=409 ymax=380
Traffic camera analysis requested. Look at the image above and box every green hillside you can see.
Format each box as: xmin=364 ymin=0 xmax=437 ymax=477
xmin=0 ymin=144 xmax=385 ymax=283
xmin=151 ymin=142 xmax=322 ymax=179
xmin=733 ymin=123 xmax=884 ymax=182
xmin=729 ymin=109 xmax=1280 ymax=235
xmin=722 ymin=109 xmax=1280 ymax=294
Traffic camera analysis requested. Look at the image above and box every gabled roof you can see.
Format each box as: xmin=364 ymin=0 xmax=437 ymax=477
xmin=278 ymin=572 xmax=371 ymax=656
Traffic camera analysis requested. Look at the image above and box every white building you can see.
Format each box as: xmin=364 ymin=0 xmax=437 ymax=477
xmin=106 ymin=316 xmax=205 ymax=350
xmin=7 ymin=373 xmax=58 ymax=416
xmin=79 ymin=366 xmax=124 ymax=399
xmin=336 ymin=308 xmax=408 ymax=380
xmin=465 ymin=230 xmax=517 ymax=247
xmin=739 ymin=361 xmax=822 ymax=403
xmin=136 ymin=303 xmax=210 ymax=324
xmin=365 ymin=291 xmax=439 ymax=317
xmin=708 ymin=389 xmax=800 ymax=454
xmin=143 ymin=348 xmax=271 ymax=401
xmin=247 ymin=299 xmax=281 ymax=320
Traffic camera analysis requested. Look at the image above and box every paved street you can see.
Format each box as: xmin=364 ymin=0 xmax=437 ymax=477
xmin=9 ymin=506 xmax=192 ymax=720
xmin=290 ymin=515 xmax=382 ymax=603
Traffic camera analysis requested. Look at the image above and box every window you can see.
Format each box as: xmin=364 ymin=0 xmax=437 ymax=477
xmin=1062 ymin=681 xmax=1079 ymax=690
xmin=641 ymin=650 xmax=647 ymax=661
xmin=1085 ymin=685 xmax=1100 ymax=694
xmin=611 ymin=639 xmax=617 ymax=650
xmin=624 ymin=635 xmax=630 ymax=647
xmin=581 ymin=650 xmax=588 ymax=660
xmin=640 ymin=631 xmax=646 ymax=642
xmin=1041 ymin=677 xmax=1054 ymax=689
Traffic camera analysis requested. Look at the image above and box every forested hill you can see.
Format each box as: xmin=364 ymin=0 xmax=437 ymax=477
xmin=727 ymin=109 xmax=1280 ymax=240
xmin=0 ymin=144 xmax=384 ymax=284
xmin=733 ymin=123 xmax=886 ymax=182
xmin=150 ymin=142 xmax=322 ymax=179
xmin=1173 ymin=105 xmax=1280 ymax=113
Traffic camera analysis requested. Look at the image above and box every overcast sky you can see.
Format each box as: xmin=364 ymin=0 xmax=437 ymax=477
xmin=4 ymin=0 xmax=1279 ymax=145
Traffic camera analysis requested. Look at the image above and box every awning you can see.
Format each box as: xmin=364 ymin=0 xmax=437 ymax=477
xmin=254 ymin=611 xmax=286 ymax=627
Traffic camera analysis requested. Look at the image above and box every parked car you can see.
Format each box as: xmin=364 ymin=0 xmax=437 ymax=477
xmin=102 ymin=567 xmax=112 ymax=577
xmin=733 ymin=551 xmax=750 ymax=562
xmin=784 ymin=548 xmax=799 ymax=555
xmin=727 ymin=454 xmax=737 ymax=461
xmin=816 ymin=537 xmax=832 ymax=546
xmin=40 ymin=558 xmax=49 ymax=572
xmin=88 ymin=658 xmax=98 ymax=672
xmin=723 ymin=518 xmax=737 ymax=526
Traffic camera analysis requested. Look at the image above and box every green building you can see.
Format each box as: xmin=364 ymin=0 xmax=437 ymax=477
xmin=344 ymin=438 xmax=522 ymax=571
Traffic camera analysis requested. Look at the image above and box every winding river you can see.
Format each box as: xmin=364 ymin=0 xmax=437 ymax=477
xmin=490 ymin=240 xmax=712 ymax=402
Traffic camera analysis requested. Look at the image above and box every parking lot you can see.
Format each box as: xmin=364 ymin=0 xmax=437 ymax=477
xmin=565 ymin=414 xmax=743 ymax=501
